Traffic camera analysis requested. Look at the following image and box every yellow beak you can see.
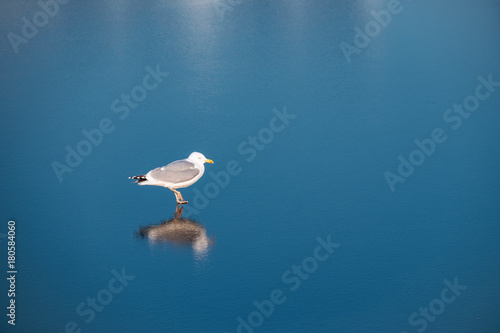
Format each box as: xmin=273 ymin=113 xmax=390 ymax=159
xmin=205 ymin=159 xmax=214 ymax=164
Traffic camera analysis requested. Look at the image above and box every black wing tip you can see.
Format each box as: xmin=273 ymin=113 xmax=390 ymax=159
xmin=129 ymin=175 xmax=147 ymax=183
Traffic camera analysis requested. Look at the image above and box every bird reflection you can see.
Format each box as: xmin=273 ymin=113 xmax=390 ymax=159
xmin=138 ymin=204 xmax=213 ymax=259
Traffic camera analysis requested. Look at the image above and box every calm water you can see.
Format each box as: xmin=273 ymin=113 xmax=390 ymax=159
xmin=1 ymin=1 xmax=500 ymax=332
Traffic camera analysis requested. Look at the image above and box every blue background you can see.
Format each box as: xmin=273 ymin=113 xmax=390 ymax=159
xmin=0 ymin=0 xmax=499 ymax=332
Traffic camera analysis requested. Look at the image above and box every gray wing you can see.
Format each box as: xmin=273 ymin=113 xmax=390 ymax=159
xmin=148 ymin=160 xmax=200 ymax=183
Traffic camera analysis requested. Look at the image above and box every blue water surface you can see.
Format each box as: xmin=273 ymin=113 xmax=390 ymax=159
xmin=1 ymin=1 xmax=499 ymax=332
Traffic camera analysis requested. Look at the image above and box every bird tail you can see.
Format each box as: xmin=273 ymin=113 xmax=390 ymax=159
xmin=129 ymin=175 xmax=147 ymax=183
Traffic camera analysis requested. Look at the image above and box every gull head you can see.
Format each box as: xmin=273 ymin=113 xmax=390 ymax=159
xmin=188 ymin=152 xmax=214 ymax=165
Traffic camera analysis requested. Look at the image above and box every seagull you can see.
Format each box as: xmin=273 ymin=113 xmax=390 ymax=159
xmin=129 ymin=152 xmax=214 ymax=204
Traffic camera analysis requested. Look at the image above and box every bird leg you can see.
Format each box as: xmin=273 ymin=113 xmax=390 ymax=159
xmin=170 ymin=188 xmax=188 ymax=204
xmin=174 ymin=203 xmax=184 ymax=219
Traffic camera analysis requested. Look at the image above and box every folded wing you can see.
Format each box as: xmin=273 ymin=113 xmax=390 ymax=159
xmin=147 ymin=160 xmax=200 ymax=184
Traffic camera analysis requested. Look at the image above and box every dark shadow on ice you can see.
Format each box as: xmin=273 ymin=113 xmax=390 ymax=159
xmin=137 ymin=204 xmax=213 ymax=258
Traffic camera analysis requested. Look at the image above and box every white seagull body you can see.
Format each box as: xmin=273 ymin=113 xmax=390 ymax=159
xmin=129 ymin=152 xmax=214 ymax=204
